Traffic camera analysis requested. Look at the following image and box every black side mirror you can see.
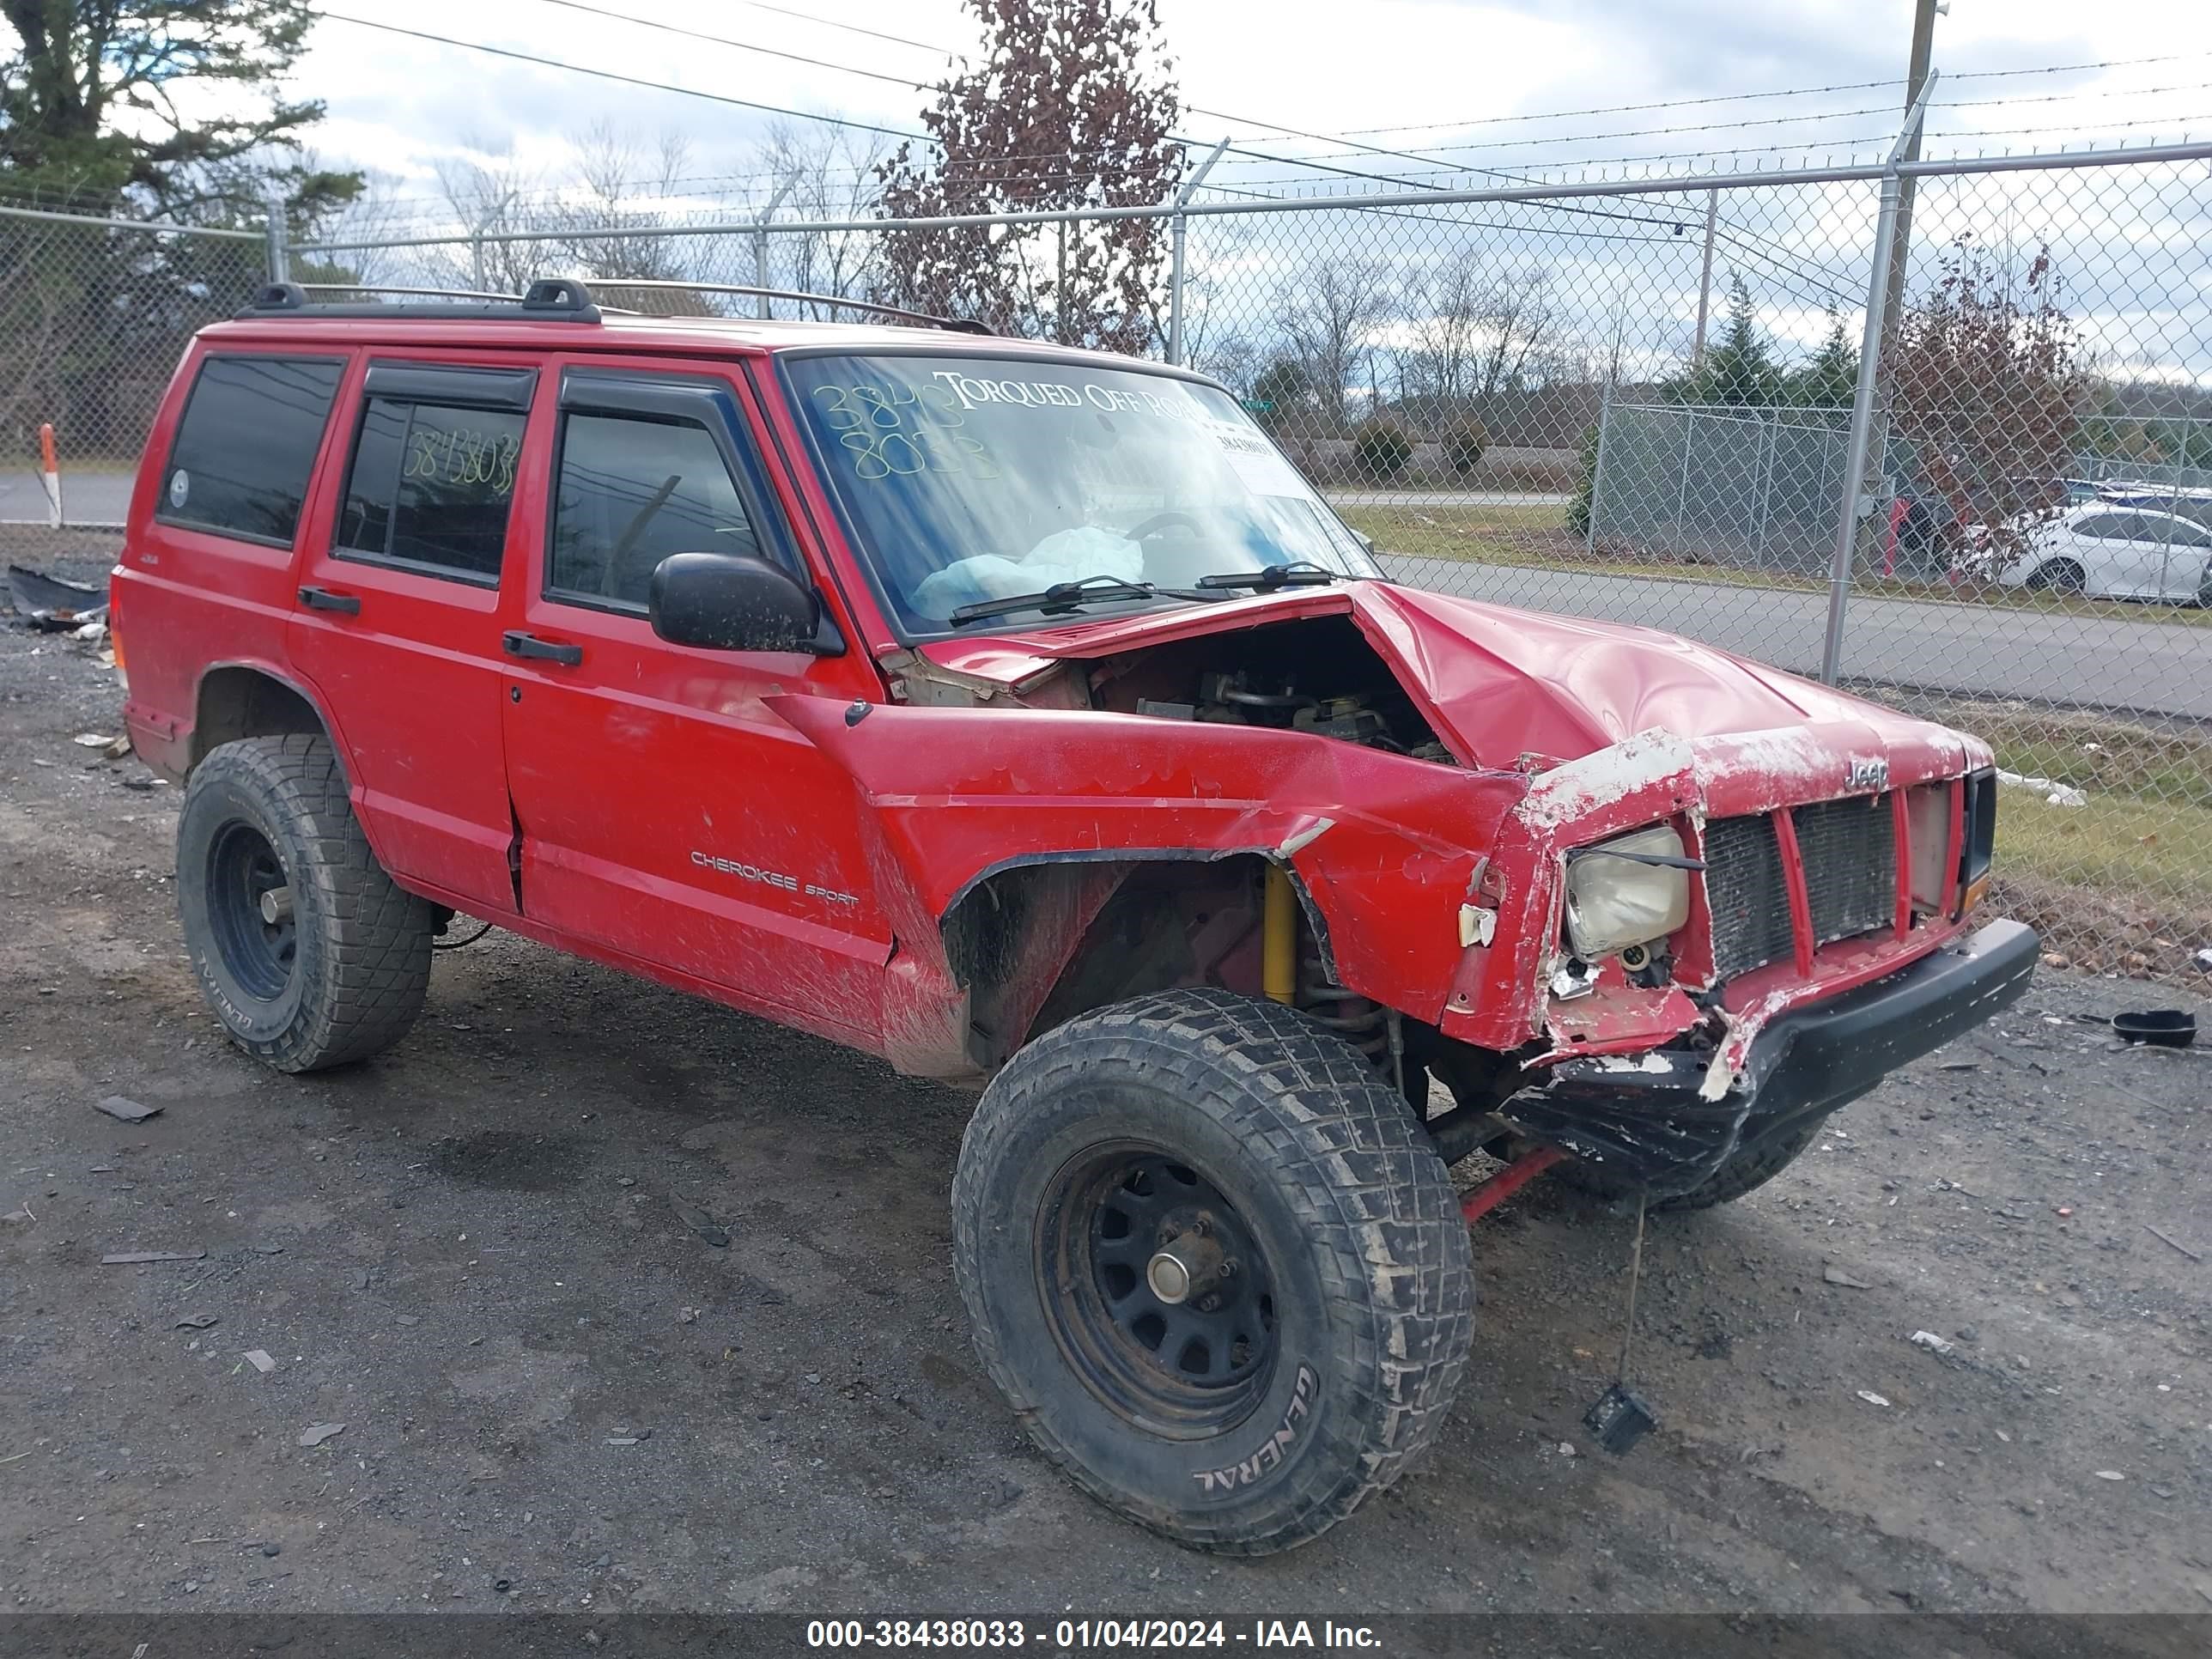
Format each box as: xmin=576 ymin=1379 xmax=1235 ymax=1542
xmin=648 ymin=552 xmax=831 ymax=653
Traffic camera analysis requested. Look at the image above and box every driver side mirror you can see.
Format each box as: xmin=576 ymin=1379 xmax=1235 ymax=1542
xmin=648 ymin=552 xmax=840 ymax=654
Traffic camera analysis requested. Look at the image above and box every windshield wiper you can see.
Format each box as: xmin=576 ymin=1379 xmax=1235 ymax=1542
xmin=1194 ymin=561 xmax=1343 ymax=592
xmin=945 ymin=574 xmax=1215 ymax=627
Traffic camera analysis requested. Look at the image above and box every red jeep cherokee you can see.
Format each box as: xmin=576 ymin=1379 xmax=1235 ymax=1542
xmin=110 ymin=277 xmax=2035 ymax=1553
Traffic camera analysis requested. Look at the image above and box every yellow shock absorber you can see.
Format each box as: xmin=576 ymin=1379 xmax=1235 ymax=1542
xmin=1262 ymin=863 xmax=1297 ymax=1006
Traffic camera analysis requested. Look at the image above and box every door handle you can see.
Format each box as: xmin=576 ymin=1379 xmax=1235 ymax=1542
xmin=298 ymin=585 xmax=362 ymax=616
xmin=502 ymin=630 xmax=583 ymax=667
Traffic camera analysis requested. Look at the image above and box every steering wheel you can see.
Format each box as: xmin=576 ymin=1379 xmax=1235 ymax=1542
xmin=1127 ymin=510 xmax=1203 ymax=542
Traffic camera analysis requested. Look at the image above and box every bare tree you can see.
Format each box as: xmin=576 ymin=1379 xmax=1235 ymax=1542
xmin=1400 ymin=260 xmax=1557 ymax=415
xmin=552 ymin=122 xmax=693 ymax=284
xmin=1273 ymin=256 xmax=1392 ymax=433
xmin=757 ymin=118 xmax=885 ymax=310
xmin=428 ymin=141 xmax=540 ymax=295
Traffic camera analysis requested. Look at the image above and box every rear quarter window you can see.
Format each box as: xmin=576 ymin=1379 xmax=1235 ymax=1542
xmin=155 ymin=355 xmax=346 ymax=547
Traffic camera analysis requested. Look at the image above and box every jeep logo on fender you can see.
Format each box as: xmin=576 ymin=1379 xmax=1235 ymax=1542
xmin=1193 ymin=1364 xmax=1317 ymax=1493
xmin=1847 ymin=757 xmax=1889 ymax=791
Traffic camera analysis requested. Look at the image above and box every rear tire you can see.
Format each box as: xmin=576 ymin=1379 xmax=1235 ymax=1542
xmin=2025 ymin=558 xmax=2086 ymax=594
xmin=1553 ymin=1115 xmax=1826 ymax=1212
xmin=177 ymin=735 xmax=434 ymax=1073
xmin=951 ymin=988 xmax=1475 ymax=1554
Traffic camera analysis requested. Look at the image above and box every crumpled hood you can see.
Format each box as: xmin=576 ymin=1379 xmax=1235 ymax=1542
xmin=1349 ymin=583 xmax=1920 ymax=767
xmin=923 ymin=580 xmax=1943 ymax=771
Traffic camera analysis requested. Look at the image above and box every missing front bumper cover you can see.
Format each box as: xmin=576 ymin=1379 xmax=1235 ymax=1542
xmin=1502 ymin=919 xmax=2039 ymax=1199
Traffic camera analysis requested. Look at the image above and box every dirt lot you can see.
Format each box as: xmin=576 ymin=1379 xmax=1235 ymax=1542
xmin=3 ymin=531 xmax=2210 ymax=1639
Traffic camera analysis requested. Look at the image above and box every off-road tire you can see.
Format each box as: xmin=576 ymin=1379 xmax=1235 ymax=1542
xmin=1553 ymin=1115 xmax=1826 ymax=1212
xmin=177 ymin=734 xmax=434 ymax=1073
xmin=951 ymin=987 xmax=1476 ymax=1555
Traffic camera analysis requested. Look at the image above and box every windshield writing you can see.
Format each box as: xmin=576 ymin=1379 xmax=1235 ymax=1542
xmin=784 ymin=355 xmax=1374 ymax=633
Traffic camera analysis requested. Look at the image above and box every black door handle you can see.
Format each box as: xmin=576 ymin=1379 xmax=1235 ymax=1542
xmin=501 ymin=630 xmax=583 ymax=666
xmin=298 ymin=585 xmax=361 ymax=615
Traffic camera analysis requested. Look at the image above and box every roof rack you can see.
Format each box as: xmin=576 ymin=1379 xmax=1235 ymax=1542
xmin=236 ymin=277 xmax=601 ymax=322
xmin=584 ymin=278 xmax=993 ymax=337
xmin=234 ymin=276 xmax=993 ymax=336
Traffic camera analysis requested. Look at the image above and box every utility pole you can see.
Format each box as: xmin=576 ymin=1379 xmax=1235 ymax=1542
xmin=1878 ymin=0 xmax=1942 ymax=365
xmin=1690 ymin=189 xmax=1718 ymax=372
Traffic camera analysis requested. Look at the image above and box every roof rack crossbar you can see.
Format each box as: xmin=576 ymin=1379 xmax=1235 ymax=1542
xmin=586 ymin=278 xmax=993 ymax=336
xmin=235 ymin=277 xmax=602 ymax=323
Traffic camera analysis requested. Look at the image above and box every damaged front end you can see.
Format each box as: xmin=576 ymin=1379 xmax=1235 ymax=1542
xmin=1446 ymin=727 xmax=2036 ymax=1198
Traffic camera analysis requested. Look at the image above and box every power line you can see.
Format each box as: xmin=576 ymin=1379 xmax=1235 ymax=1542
xmin=308 ymin=11 xmax=930 ymax=143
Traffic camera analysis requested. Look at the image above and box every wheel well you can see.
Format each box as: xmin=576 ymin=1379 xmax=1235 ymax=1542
xmin=191 ymin=667 xmax=329 ymax=770
xmin=941 ymin=854 xmax=1274 ymax=1070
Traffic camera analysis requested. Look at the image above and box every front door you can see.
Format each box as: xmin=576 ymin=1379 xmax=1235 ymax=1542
xmin=495 ymin=362 xmax=892 ymax=1047
xmin=288 ymin=356 xmax=540 ymax=915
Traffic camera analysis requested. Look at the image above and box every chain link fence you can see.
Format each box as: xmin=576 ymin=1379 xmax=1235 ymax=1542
xmin=6 ymin=138 xmax=2209 ymax=975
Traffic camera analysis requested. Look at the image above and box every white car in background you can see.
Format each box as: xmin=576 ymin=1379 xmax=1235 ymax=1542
xmin=1990 ymin=501 xmax=2212 ymax=605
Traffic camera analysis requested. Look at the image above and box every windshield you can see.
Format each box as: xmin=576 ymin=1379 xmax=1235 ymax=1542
xmin=781 ymin=353 xmax=1379 ymax=634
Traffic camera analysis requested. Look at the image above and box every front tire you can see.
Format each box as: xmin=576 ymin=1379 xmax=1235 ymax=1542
xmin=951 ymin=988 xmax=1475 ymax=1554
xmin=176 ymin=735 xmax=434 ymax=1073
xmin=2025 ymin=558 xmax=2086 ymax=594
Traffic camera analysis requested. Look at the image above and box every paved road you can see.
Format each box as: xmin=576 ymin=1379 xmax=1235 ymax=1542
xmin=1327 ymin=489 xmax=1569 ymax=507
xmin=1381 ymin=554 xmax=2212 ymax=720
xmin=0 ymin=469 xmax=132 ymax=526
xmin=7 ymin=471 xmax=2199 ymax=717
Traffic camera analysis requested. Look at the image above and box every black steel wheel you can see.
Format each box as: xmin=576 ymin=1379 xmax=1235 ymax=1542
xmin=1040 ymin=1146 xmax=1277 ymax=1437
xmin=952 ymin=988 xmax=1475 ymax=1555
xmin=204 ymin=821 xmax=297 ymax=1001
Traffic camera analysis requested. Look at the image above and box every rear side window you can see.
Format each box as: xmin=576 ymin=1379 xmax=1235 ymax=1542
xmin=548 ymin=412 xmax=762 ymax=607
xmin=335 ymin=377 xmax=530 ymax=586
xmin=157 ymin=356 xmax=344 ymax=546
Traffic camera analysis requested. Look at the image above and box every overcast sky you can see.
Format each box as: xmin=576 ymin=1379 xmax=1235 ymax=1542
xmin=285 ymin=0 xmax=2212 ymax=217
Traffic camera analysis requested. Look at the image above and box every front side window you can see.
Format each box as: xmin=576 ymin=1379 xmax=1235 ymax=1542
xmin=157 ymin=355 xmax=344 ymax=546
xmin=781 ymin=354 xmax=1376 ymax=635
xmin=335 ymin=398 xmax=526 ymax=583
xmin=547 ymin=413 xmax=761 ymax=608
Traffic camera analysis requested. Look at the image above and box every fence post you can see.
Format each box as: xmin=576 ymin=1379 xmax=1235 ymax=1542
xmin=264 ymin=186 xmax=289 ymax=284
xmin=1674 ymin=406 xmax=1697 ymax=554
xmin=1752 ymin=411 xmax=1778 ymax=568
xmin=1167 ymin=137 xmax=1230 ymax=367
xmin=1585 ymin=388 xmax=1614 ymax=555
xmin=1820 ymin=73 xmax=1936 ymax=685
xmin=754 ymin=178 xmax=798 ymax=320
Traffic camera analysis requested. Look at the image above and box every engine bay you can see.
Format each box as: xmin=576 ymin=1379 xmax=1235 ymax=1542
xmin=1088 ymin=616 xmax=1455 ymax=762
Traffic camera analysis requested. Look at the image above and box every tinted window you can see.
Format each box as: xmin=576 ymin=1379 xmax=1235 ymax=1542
xmin=2073 ymin=514 xmax=2129 ymax=541
xmin=548 ymin=413 xmax=760 ymax=607
xmin=158 ymin=356 xmax=343 ymax=545
xmin=335 ymin=399 xmax=525 ymax=583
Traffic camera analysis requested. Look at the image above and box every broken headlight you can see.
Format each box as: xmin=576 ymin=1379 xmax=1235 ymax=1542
xmin=1565 ymin=825 xmax=1692 ymax=961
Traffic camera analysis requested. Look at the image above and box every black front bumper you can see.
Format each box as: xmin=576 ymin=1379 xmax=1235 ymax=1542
xmin=1505 ymin=919 xmax=2040 ymax=1197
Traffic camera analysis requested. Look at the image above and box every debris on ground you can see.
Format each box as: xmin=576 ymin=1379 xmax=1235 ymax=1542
xmin=100 ymin=1249 xmax=204 ymax=1264
xmin=1822 ymin=1264 xmax=1874 ymax=1289
xmin=243 ymin=1350 xmax=276 ymax=1373
xmin=296 ymin=1423 xmax=346 ymax=1448
xmin=1996 ymin=769 xmax=2087 ymax=808
xmin=1908 ymin=1330 xmax=1956 ymax=1357
xmin=2143 ymin=1224 xmax=2203 ymax=1262
xmin=173 ymin=1313 xmax=219 ymax=1330
xmin=92 ymin=1094 xmax=161 ymax=1123
xmin=2110 ymin=1009 xmax=2197 ymax=1048
xmin=5 ymin=563 xmax=106 ymax=631
xmin=1856 ymin=1390 xmax=1892 ymax=1407
xmin=71 ymin=732 xmax=114 ymax=748
xmin=671 ymin=1200 xmax=729 ymax=1249
xmin=2094 ymin=1470 xmax=2125 ymax=1482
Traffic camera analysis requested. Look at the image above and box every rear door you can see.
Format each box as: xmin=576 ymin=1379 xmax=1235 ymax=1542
xmin=287 ymin=356 xmax=539 ymax=915
xmin=495 ymin=359 xmax=892 ymax=1046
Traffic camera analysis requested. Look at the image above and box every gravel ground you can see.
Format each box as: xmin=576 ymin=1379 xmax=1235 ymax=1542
xmin=3 ymin=527 xmax=2210 ymax=1637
